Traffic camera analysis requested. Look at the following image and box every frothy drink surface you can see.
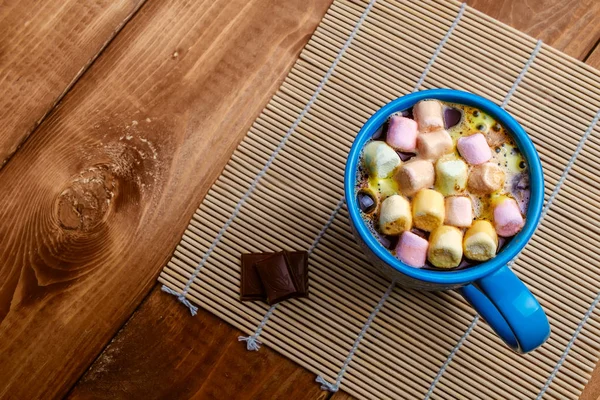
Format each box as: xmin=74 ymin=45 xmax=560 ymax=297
xmin=356 ymin=101 xmax=529 ymax=270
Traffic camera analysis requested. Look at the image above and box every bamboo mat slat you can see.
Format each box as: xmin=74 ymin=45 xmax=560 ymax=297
xmin=159 ymin=0 xmax=600 ymax=398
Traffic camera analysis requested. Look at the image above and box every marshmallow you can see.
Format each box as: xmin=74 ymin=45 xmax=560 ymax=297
xmin=468 ymin=162 xmax=506 ymax=194
xmin=417 ymin=129 xmax=453 ymax=160
xmin=386 ymin=116 xmax=418 ymax=151
xmin=486 ymin=129 xmax=504 ymax=147
xmin=457 ymin=133 xmax=492 ymax=165
xmin=444 ymin=196 xmax=473 ymax=228
xmin=413 ymin=100 xmax=444 ymax=133
xmin=428 ymin=225 xmax=464 ymax=268
xmin=493 ymin=197 xmax=525 ymax=237
xmin=396 ymin=231 xmax=429 ymax=268
xmin=395 ymin=159 xmax=434 ymax=196
xmin=412 ymin=189 xmax=445 ymax=232
xmin=435 ymin=158 xmax=467 ymax=195
xmin=463 ymin=220 xmax=498 ymax=261
xmin=379 ymin=194 xmax=412 ymax=235
xmin=363 ymin=141 xmax=401 ymax=178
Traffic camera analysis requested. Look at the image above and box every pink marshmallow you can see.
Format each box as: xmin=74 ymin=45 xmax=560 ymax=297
xmin=493 ymin=198 xmax=525 ymax=237
xmin=396 ymin=231 xmax=429 ymax=268
xmin=457 ymin=133 xmax=492 ymax=165
xmin=386 ymin=116 xmax=418 ymax=151
xmin=445 ymin=196 xmax=473 ymax=227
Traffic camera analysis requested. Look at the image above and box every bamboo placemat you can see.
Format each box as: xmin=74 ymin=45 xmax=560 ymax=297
xmin=159 ymin=0 xmax=600 ymax=398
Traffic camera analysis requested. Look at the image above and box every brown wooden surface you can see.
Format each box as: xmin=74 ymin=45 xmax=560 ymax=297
xmin=0 ymin=0 xmax=331 ymax=398
xmin=467 ymin=0 xmax=600 ymax=60
xmin=0 ymin=0 xmax=145 ymax=167
xmin=68 ymin=286 xmax=329 ymax=400
xmin=1 ymin=0 xmax=600 ymax=399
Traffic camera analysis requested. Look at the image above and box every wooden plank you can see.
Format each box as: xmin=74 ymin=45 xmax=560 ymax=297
xmin=0 ymin=0 xmax=332 ymax=398
xmin=581 ymin=362 xmax=600 ymax=400
xmin=466 ymin=0 xmax=600 ymax=60
xmin=0 ymin=0 xmax=145 ymax=167
xmin=69 ymin=0 xmax=600 ymax=400
xmin=68 ymin=286 xmax=329 ymax=400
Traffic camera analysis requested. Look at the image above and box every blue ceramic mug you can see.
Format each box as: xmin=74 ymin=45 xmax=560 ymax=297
xmin=345 ymin=89 xmax=550 ymax=353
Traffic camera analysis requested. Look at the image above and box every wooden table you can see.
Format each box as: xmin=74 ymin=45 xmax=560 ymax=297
xmin=1 ymin=0 xmax=600 ymax=398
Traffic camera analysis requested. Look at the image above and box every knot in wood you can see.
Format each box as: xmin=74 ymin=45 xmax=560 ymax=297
xmin=56 ymin=166 xmax=116 ymax=232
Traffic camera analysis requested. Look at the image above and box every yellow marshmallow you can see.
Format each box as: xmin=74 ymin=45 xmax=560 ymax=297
xmin=463 ymin=220 xmax=498 ymax=261
xmin=379 ymin=195 xmax=412 ymax=235
xmin=428 ymin=225 xmax=464 ymax=268
xmin=412 ymin=189 xmax=445 ymax=232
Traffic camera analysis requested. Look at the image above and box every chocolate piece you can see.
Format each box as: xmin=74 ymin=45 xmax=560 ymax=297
xmin=357 ymin=190 xmax=376 ymax=214
xmin=255 ymin=252 xmax=298 ymax=305
xmin=284 ymin=251 xmax=309 ymax=297
xmin=397 ymin=151 xmax=416 ymax=162
xmin=240 ymin=253 xmax=273 ymax=301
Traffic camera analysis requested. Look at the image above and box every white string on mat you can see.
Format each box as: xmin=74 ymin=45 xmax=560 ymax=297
xmin=502 ymin=40 xmax=543 ymax=108
xmin=313 ymin=2 xmax=467 ymax=392
xmin=412 ymin=2 xmax=466 ymax=93
xmin=238 ymin=0 xmax=466 ymax=356
xmin=433 ymin=108 xmax=600 ymax=396
xmin=425 ymin=39 xmax=543 ymax=399
xmin=424 ymin=314 xmax=479 ymax=400
xmin=535 ymin=107 xmax=600 ymax=399
xmin=316 ymin=280 xmax=397 ymax=392
xmin=161 ymin=0 xmax=377 ymax=314
xmin=238 ymin=197 xmax=346 ymax=351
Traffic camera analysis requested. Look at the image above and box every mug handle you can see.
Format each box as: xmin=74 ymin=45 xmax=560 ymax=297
xmin=458 ymin=264 xmax=550 ymax=353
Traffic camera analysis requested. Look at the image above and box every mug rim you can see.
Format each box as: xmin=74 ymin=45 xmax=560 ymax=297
xmin=344 ymin=89 xmax=544 ymax=285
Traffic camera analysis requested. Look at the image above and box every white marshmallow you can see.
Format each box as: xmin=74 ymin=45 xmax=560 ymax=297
xmin=363 ymin=141 xmax=401 ymax=178
xmin=379 ymin=194 xmax=412 ymax=235
xmin=463 ymin=220 xmax=498 ymax=261
xmin=428 ymin=225 xmax=463 ymax=268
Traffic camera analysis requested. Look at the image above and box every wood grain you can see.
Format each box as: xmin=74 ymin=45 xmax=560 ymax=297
xmin=5 ymin=0 xmax=600 ymax=399
xmin=0 ymin=0 xmax=145 ymax=167
xmin=581 ymin=362 xmax=600 ymax=400
xmin=0 ymin=0 xmax=331 ymax=398
xmin=467 ymin=0 xmax=600 ymax=60
xmin=70 ymin=1 xmax=600 ymax=400
xmin=68 ymin=286 xmax=329 ymax=400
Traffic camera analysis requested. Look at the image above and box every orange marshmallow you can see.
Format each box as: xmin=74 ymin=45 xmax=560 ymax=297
xmin=413 ymin=100 xmax=444 ymax=133
xmin=395 ymin=159 xmax=434 ymax=196
xmin=417 ymin=129 xmax=453 ymax=160
xmin=468 ymin=162 xmax=506 ymax=194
